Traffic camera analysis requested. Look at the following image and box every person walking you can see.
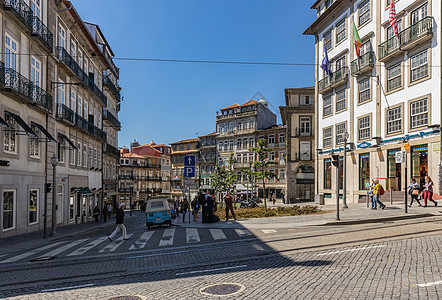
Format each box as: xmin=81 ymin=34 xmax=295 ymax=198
xmin=102 ymin=204 xmax=107 ymax=222
xmin=199 ymin=191 xmax=209 ymax=223
xmin=372 ymin=179 xmax=386 ymax=210
xmin=181 ymin=198 xmax=189 ymax=223
xmin=107 ymin=204 xmax=112 ymax=219
xmin=422 ymin=176 xmax=437 ymax=207
xmin=93 ymin=205 xmax=100 ymax=222
xmin=369 ymin=178 xmax=376 ymax=209
xmin=224 ymin=189 xmax=237 ymax=221
xmin=272 ymin=194 xmax=276 ymax=205
xmin=407 ymin=178 xmax=422 ymax=207
xmin=207 ymin=192 xmax=215 ymax=223
xmin=191 ymin=197 xmax=200 ymax=221
xmin=108 ymin=203 xmax=128 ymax=242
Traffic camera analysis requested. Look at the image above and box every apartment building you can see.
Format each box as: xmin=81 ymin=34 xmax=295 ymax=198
xmin=198 ymin=132 xmax=216 ymax=190
xmin=0 ymin=0 xmax=121 ymax=237
xmin=304 ymin=0 xmax=440 ymax=203
xmin=280 ymin=87 xmax=315 ymax=203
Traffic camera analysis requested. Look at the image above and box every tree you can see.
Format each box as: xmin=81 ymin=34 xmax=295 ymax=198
xmin=249 ymin=138 xmax=278 ymax=208
xmin=210 ymin=153 xmax=237 ymax=205
xmin=243 ymin=161 xmax=257 ymax=201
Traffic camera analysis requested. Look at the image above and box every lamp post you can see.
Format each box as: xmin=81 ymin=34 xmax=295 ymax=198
xmin=342 ymin=132 xmax=349 ymax=209
xmin=49 ymin=154 xmax=58 ymax=237
xmin=129 ymin=182 xmax=133 ymax=216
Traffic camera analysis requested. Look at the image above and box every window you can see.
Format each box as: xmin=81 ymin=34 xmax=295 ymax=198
xmin=77 ymin=49 xmax=83 ymax=69
xmin=335 ymin=123 xmax=346 ymax=145
xmin=77 ymin=96 xmax=82 ymax=116
xmin=249 ymin=137 xmax=254 ymax=147
xmin=335 ymin=56 xmax=345 ymax=71
xmin=358 ymin=116 xmax=371 ymax=140
xmin=300 ymin=117 xmax=311 ymax=136
xmin=83 ymin=100 xmax=88 ymax=118
xmin=336 ymin=89 xmax=346 ymax=111
xmin=358 ymin=0 xmax=370 ymax=26
xmin=98 ymin=150 xmax=101 ymax=169
xmin=57 ymin=79 xmax=65 ymax=105
xmin=324 ymin=29 xmax=332 ymax=50
xmin=410 ymin=50 xmax=428 ymax=82
xmin=411 ymin=3 xmax=428 ymax=25
xmin=387 ymin=106 xmax=402 ymax=134
xmin=70 ymin=90 xmax=76 ymax=112
xmin=323 ymin=127 xmax=332 ymax=148
xmin=300 ymin=142 xmax=311 ymax=161
xmin=186 ymin=144 xmax=190 ymax=150
xmin=218 ymin=141 xmax=222 ymax=151
xmin=237 ymin=139 xmax=242 ymax=149
xmin=5 ymin=34 xmax=17 ymax=71
xmin=30 ymin=56 xmax=41 ymax=88
xmin=300 ymin=95 xmax=312 ymax=105
xmin=324 ymin=159 xmax=332 ymax=189
xmin=4 ymin=113 xmax=16 ymax=153
xmin=336 ymin=18 xmax=346 ymax=43
xmin=88 ymin=146 xmax=93 ymax=168
xmin=29 ymin=189 xmax=38 ymax=224
xmin=31 ymin=0 xmax=41 ymax=18
xmin=58 ymin=136 xmax=65 ymax=163
xmin=268 ymin=135 xmax=275 ymax=145
xmin=243 ymin=138 xmax=248 ymax=149
xmin=30 ymin=123 xmax=40 ymax=158
xmin=325 ymin=0 xmax=334 ymax=9
xmin=269 ymin=152 xmax=275 ymax=161
xmin=359 ymin=154 xmax=370 ymax=190
xmin=3 ymin=190 xmax=15 ymax=230
xmin=77 ymin=142 xmax=82 ymax=166
xmin=83 ymin=145 xmax=88 ymax=167
xmin=224 ymin=141 xmax=228 ymax=151
xmin=387 ymin=20 xmax=402 ymax=39
xmin=69 ymin=138 xmax=75 ymax=165
xmin=58 ymin=24 xmax=66 ymax=48
xmin=387 ymin=63 xmax=402 ymax=92
xmin=70 ymin=39 xmax=77 ymax=60
xmin=229 ymin=122 xmax=234 ymax=132
xmin=237 ymin=122 xmax=242 ymax=130
xmin=360 ymin=41 xmax=372 ymax=56
xmin=179 ymin=144 xmax=183 ymax=151
xmin=279 ymin=134 xmax=285 ymax=143
xmin=93 ymin=148 xmax=97 ymax=168
xmin=410 ymin=98 xmax=428 ymax=129
xmin=323 ymin=95 xmax=332 ymax=116
xmin=229 ymin=140 xmax=234 ymax=150
xmin=358 ymin=78 xmax=370 ymax=103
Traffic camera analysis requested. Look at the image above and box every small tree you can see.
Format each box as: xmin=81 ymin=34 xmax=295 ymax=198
xmin=210 ymin=153 xmax=237 ymax=206
xmin=249 ymin=138 xmax=278 ymax=208
xmin=243 ymin=161 xmax=257 ymax=201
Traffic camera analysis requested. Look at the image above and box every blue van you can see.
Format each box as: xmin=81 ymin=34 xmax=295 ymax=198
xmin=145 ymin=197 xmax=172 ymax=229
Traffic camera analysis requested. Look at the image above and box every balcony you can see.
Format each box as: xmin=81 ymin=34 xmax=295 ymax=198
xmin=118 ymin=174 xmax=133 ymax=180
xmin=216 ymin=110 xmax=257 ymax=120
xmin=118 ymin=188 xmax=131 ymax=193
xmin=318 ymin=75 xmax=332 ymax=94
xmin=56 ymin=46 xmax=107 ymax=106
xmin=103 ymin=143 xmax=120 ymax=158
xmin=31 ymin=16 xmax=53 ymax=51
xmin=56 ymin=104 xmax=74 ymax=124
xmin=103 ymin=108 xmax=121 ymax=130
xmin=0 ymin=63 xmax=52 ymax=112
xmin=103 ymin=77 xmax=121 ymax=100
xmin=331 ymin=66 xmax=348 ymax=88
xmin=294 ymin=127 xmax=312 ymax=137
xmin=74 ymin=113 xmax=107 ymax=142
xmin=351 ymin=51 xmax=375 ymax=75
xmin=379 ymin=17 xmax=433 ymax=62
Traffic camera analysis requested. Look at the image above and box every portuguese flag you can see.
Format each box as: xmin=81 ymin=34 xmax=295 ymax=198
xmin=353 ymin=20 xmax=362 ymax=58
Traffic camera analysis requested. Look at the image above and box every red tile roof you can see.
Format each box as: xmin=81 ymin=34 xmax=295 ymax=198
xmin=241 ymin=99 xmax=258 ymax=106
xmin=221 ymin=103 xmax=240 ymax=110
xmin=170 ymin=138 xmax=200 ymax=145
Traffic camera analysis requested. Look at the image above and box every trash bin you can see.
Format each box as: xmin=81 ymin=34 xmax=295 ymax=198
xmin=315 ymin=193 xmax=324 ymax=205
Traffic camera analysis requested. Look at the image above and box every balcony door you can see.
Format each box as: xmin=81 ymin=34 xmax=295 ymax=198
xmin=300 ymin=117 xmax=311 ymax=136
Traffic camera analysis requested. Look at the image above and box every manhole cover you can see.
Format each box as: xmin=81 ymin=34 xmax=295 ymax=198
xmin=108 ymin=297 xmax=142 ymax=300
xmin=200 ymin=283 xmax=245 ymax=296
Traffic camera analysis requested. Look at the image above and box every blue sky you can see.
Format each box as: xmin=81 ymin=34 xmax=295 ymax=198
xmin=73 ymin=0 xmax=317 ymax=147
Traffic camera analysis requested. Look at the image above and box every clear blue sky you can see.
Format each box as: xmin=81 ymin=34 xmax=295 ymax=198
xmin=73 ymin=0 xmax=316 ymax=147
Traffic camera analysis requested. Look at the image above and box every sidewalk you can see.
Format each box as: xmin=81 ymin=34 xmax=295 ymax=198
xmin=173 ymin=201 xmax=441 ymax=229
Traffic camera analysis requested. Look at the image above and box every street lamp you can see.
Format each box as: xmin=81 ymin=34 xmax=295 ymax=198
xmin=342 ymin=132 xmax=349 ymax=209
xmin=129 ymin=182 xmax=133 ymax=216
xmin=49 ymin=154 xmax=58 ymax=237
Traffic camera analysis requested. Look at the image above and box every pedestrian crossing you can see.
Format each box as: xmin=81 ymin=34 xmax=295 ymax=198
xmin=0 ymin=227 xmax=281 ymax=264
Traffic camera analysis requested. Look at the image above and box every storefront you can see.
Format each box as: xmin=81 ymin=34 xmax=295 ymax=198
xmin=387 ymin=149 xmax=401 ymax=191
xmin=411 ymin=144 xmax=428 ymax=189
xmin=359 ymin=153 xmax=370 ymax=190
xmin=324 ymin=158 xmax=331 ymax=189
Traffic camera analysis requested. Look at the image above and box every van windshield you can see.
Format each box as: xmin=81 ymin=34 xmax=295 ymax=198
xmin=151 ymin=201 xmax=164 ymax=208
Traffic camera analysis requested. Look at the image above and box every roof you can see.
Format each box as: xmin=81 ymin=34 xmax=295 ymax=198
xmin=221 ymin=103 xmax=240 ymax=110
xmin=304 ymin=0 xmax=345 ymax=35
xmin=200 ymin=132 xmax=216 ymax=138
xmin=285 ymin=86 xmax=314 ymax=91
xmin=170 ymin=149 xmax=199 ymax=155
xmin=170 ymin=138 xmax=200 ymax=145
xmin=242 ymin=99 xmax=258 ymax=106
xmin=220 ymin=99 xmax=259 ymax=111
xmin=255 ymin=124 xmax=286 ymax=132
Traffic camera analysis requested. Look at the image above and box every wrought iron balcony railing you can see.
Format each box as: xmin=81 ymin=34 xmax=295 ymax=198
xmin=350 ymin=51 xmax=375 ymax=75
xmin=31 ymin=16 xmax=53 ymax=51
xmin=103 ymin=143 xmax=120 ymax=157
xmin=4 ymin=0 xmax=33 ymax=28
xmin=103 ymin=108 xmax=121 ymax=129
xmin=378 ymin=35 xmax=400 ymax=61
xmin=331 ymin=66 xmax=348 ymax=86
xmin=57 ymin=103 xmax=74 ymax=123
xmin=56 ymin=46 xmax=107 ymax=106
xmin=74 ymin=113 xmax=89 ymax=132
xmin=74 ymin=112 xmax=106 ymax=142
xmin=318 ymin=75 xmax=332 ymax=93
xmin=103 ymin=77 xmax=121 ymax=100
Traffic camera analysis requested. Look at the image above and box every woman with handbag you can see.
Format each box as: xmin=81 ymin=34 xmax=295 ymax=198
xmin=407 ymin=178 xmax=422 ymax=207
xmin=423 ymin=176 xmax=437 ymax=207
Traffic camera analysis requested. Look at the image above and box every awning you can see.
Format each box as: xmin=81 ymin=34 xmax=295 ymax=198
xmin=5 ymin=111 xmax=35 ymax=137
xmin=71 ymin=187 xmax=85 ymax=194
xmin=84 ymin=187 xmax=93 ymax=195
xmin=58 ymin=133 xmax=78 ymax=150
xmin=0 ymin=116 xmax=8 ymax=127
xmin=31 ymin=121 xmax=56 ymax=143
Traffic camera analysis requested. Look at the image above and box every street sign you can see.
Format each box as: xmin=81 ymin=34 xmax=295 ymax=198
xmin=184 ymin=155 xmax=196 ymax=166
xmin=184 ymin=166 xmax=195 ymax=178
xmin=395 ymin=151 xmax=406 ymax=163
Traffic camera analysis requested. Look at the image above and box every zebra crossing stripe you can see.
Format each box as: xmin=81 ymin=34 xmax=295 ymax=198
xmin=99 ymin=234 xmax=133 ymax=253
xmin=186 ymin=228 xmax=200 ymax=243
xmin=159 ymin=228 xmax=175 ymax=247
xmin=209 ymin=229 xmax=227 ymax=240
xmin=129 ymin=231 xmax=154 ymax=250
xmin=67 ymin=236 xmax=108 ymax=256
xmin=39 ymin=239 xmax=89 ymax=258
xmin=0 ymin=242 xmax=65 ymax=264
xmin=262 ymin=230 xmax=277 ymax=234
xmin=235 ymin=229 xmax=252 ymax=236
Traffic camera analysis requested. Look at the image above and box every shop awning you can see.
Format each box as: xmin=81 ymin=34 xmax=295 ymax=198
xmin=5 ymin=111 xmax=36 ymax=137
xmin=58 ymin=133 xmax=78 ymax=150
xmin=31 ymin=121 xmax=56 ymax=143
xmin=71 ymin=187 xmax=85 ymax=194
xmin=0 ymin=116 xmax=8 ymax=127
xmin=84 ymin=187 xmax=93 ymax=195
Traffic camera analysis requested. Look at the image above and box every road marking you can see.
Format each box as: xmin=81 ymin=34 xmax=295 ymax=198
xmin=0 ymin=254 xmax=6 ymax=258
xmin=99 ymin=234 xmax=133 ymax=253
xmin=262 ymin=229 xmax=277 ymax=234
xmin=417 ymin=280 xmax=442 ymax=287
xmin=129 ymin=231 xmax=154 ymax=250
xmin=67 ymin=237 xmax=108 ymax=256
xmin=252 ymin=244 xmax=265 ymax=251
xmin=159 ymin=228 xmax=175 ymax=247
xmin=209 ymin=229 xmax=227 ymax=240
xmin=186 ymin=228 xmax=200 ymax=243
xmin=0 ymin=242 xmax=64 ymax=264
xmin=38 ymin=239 xmax=89 ymax=258
xmin=41 ymin=283 xmax=94 ymax=292
xmin=176 ymin=264 xmax=247 ymax=276
xmin=317 ymin=245 xmax=385 ymax=256
xmin=235 ymin=229 xmax=252 ymax=236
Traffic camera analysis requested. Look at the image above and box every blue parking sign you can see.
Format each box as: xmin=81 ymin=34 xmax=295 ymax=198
xmin=184 ymin=166 xmax=195 ymax=178
xmin=184 ymin=155 xmax=196 ymax=166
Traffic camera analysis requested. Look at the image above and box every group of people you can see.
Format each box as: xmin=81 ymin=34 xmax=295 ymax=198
xmin=407 ymin=176 xmax=438 ymax=207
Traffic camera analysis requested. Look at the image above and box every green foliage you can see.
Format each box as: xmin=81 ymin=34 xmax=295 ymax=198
xmin=214 ymin=205 xmax=322 ymax=220
xmin=210 ymin=152 xmax=237 ymax=193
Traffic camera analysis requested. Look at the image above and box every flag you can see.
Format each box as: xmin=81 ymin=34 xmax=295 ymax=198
xmin=321 ymin=44 xmax=332 ymax=76
xmin=353 ymin=21 xmax=362 ymax=58
xmin=389 ymin=0 xmax=399 ymax=38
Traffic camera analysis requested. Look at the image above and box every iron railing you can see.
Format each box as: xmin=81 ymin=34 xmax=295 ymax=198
xmin=332 ymin=67 xmax=348 ymax=85
xmin=318 ymin=75 xmax=332 ymax=93
xmin=103 ymin=77 xmax=120 ymax=100
xmin=74 ymin=112 xmax=106 ymax=141
xmin=31 ymin=16 xmax=53 ymax=51
xmin=103 ymin=108 xmax=121 ymax=129
xmin=350 ymin=51 xmax=375 ymax=74
xmin=4 ymin=0 xmax=32 ymax=28
xmin=57 ymin=103 xmax=74 ymax=123
xmin=103 ymin=143 xmax=120 ymax=157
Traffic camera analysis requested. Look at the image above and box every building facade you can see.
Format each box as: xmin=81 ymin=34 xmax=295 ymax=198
xmin=305 ymin=0 xmax=440 ymax=203
xmin=198 ymin=132 xmax=216 ymax=190
xmin=0 ymin=0 xmax=121 ymax=238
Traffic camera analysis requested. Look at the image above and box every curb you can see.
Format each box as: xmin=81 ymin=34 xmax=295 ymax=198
xmin=321 ymin=213 xmax=436 ymax=226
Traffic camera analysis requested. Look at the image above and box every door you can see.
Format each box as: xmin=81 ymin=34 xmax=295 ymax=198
xmin=56 ymin=185 xmax=63 ymax=224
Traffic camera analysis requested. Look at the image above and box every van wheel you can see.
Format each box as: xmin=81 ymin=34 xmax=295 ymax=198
xmin=147 ymin=223 xmax=151 ymax=230
xmin=168 ymin=221 xmax=172 ymax=227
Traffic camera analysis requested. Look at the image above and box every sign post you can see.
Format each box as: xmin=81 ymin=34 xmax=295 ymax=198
xmin=184 ymin=155 xmax=196 ymax=223
xmin=397 ymin=150 xmax=408 ymax=213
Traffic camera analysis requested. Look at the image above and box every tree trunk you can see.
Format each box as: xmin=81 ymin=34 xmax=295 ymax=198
xmin=263 ymin=178 xmax=267 ymax=209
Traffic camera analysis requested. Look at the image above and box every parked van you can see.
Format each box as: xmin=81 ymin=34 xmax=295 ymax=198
xmin=145 ymin=197 xmax=172 ymax=229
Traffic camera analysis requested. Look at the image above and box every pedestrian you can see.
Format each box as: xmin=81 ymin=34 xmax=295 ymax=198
xmin=191 ymin=197 xmax=200 ymax=221
xmin=199 ymin=191 xmax=209 ymax=223
xmin=372 ymin=179 xmax=386 ymax=210
xmin=407 ymin=178 xmax=422 ymax=207
xmin=272 ymin=194 xmax=276 ymax=205
xmin=422 ymin=176 xmax=437 ymax=207
xmin=181 ymin=198 xmax=189 ymax=223
xmin=107 ymin=203 xmax=112 ymax=218
xmin=369 ymin=178 xmax=376 ymax=209
xmin=102 ymin=204 xmax=107 ymax=222
xmin=207 ymin=192 xmax=215 ymax=223
xmin=224 ymin=189 xmax=237 ymax=221
xmin=93 ymin=205 xmax=100 ymax=222
xmin=108 ymin=203 xmax=128 ymax=242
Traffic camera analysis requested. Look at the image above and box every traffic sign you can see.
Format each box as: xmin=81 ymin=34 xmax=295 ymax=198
xmin=184 ymin=166 xmax=195 ymax=178
xmin=184 ymin=155 xmax=196 ymax=166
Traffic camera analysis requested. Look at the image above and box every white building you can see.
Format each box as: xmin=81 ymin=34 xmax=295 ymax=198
xmin=304 ymin=0 xmax=440 ymax=203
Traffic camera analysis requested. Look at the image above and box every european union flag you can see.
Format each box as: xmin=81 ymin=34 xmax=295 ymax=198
xmin=321 ymin=44 xmax=333 ymax=76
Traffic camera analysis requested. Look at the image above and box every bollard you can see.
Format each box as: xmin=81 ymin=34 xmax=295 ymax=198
xmin=367 ymin=192 xmax=370 ymax=208
xmin=390 ymin=189 xmax=393 ymax=205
